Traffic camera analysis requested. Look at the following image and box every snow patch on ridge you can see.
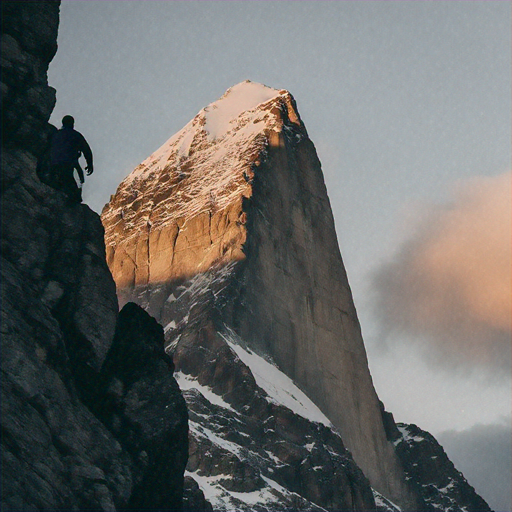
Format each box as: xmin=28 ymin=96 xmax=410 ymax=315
xmin=189 ymin=421 xmax=243 ymax=458
xmin=394 ymin=424 xmax=426 ymax=445
xmin=373 ymin=489 xmax=402 ymax=512
xmin=185 ymin=470 xmax=326 ymax=512
xmin=175 ymin=372 xmax=235 ymax=412
xmin=122 ymin=80 xmax=282 ymax=191
xmin=204 ymin=81 xmax=281 ymax=140
xmin=220 ymin=328 xmax=332 ymax=427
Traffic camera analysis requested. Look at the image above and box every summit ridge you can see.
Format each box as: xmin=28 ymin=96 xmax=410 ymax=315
xmin=104 ymin=81 xmax=294 ymax=239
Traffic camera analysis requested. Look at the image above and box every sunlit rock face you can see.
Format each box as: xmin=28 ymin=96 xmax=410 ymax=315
xmin=102 ymin=81 xmax=284 ymax=311
xmin=102 ymin=81 xmax=416 ymax=508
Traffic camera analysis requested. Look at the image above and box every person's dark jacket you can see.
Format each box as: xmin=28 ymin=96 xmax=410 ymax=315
xmin=50 ymin=126 xmax=93 ymax=169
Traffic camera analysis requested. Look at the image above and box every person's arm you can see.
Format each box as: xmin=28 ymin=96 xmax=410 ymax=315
xmin=78 ymin=133 xmax=94 ymax=175
xmin=75 ymin=161 xmax=85 ymax=184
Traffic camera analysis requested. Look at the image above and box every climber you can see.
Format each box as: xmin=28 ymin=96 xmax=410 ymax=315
xmin=49 ymin=115 xmax=94 ymax=204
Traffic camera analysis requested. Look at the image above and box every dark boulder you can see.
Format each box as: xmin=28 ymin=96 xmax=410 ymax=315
xmin=98 ymin=303 xmax=188 ymax=511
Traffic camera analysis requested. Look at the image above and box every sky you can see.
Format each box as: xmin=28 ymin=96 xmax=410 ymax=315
xmin=48 ymin=2 xmax=511 ymax=509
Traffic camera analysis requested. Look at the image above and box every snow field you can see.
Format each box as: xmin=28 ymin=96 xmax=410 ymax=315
xmin=220 ymin=327 xmax=333 ymax=428
xmin=175 ymin=372 xmax=235 ymax=412
xmin=185 ymin=470 xmax=328 ymax=512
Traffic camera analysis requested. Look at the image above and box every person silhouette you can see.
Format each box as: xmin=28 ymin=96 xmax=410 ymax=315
xmin=49 ymin=115 xmax=93 ymax=204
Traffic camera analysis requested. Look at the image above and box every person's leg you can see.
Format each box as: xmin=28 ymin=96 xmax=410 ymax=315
xmin=56 ymin=163 xmax=81 ymax=204
xmin=63 ymin=170 xmax=82 ymax=204
xmin=50 ymin=163 xmax=65 ymax=191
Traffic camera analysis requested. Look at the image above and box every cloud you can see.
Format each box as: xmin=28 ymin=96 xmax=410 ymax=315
xmin=371 ymin=172 xmax=511 ymax=377
xmin=438 ymin=419 xmax=512 ymax=512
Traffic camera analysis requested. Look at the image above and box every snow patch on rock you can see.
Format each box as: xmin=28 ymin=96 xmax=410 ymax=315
xmin=175 ymin=372 xmax=235 ymax=412
xmin=221 ymin=328 xmax=333 ymax=428
xmin=185 ymin=470 xmax=326 ymax=512
xmin=204 ymin=81 xmax=281 ymax=140
xmin=373 ymin=489 xmax=402 ymax=512
xmin=395 ymin=424 xmax=426 ymax=445
xmin=189 ymin=421 xmax=243 ymax=458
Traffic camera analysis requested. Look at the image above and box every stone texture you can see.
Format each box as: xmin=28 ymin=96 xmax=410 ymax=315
xmin=233 ymin=106 xmax=414 ymax=506
xmin=1 ymin=194 xmax=133 ymax=510
xmin=1 ymin=2 xmax=189 ymax=510
xmin=97 ymin=303 xmax=189 ymax=511
xmin=1 ymin=0 xmax=59 ymax=186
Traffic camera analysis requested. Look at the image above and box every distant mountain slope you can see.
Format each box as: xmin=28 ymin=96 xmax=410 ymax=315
xmin=392 ymin=423 xmax=492 ymax=512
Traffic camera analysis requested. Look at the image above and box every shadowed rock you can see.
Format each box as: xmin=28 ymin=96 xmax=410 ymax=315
xmin=98 ymin=303 xmax=189 ymax=511
xmin=1 ymin=2 xmax=190 ymax=510
xmin=389 ymin=422 xmax=492 ymax=512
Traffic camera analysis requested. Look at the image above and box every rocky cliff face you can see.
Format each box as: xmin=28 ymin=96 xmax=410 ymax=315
xmin=102 ymin=81 xmax=415 ymax=509
xmin=387 ymin=422 xmax=491 ymax=512
xmin=170 ymin=273 xmax=376 ymax=511
xmin=103 ymin=81 xmax=492 ymax=512
xmin=1 ymin=2 xmax=189 ymax=510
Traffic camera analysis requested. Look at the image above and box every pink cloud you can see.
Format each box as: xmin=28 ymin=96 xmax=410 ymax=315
xmin=372 ymin=172 xmax=511 ymax=376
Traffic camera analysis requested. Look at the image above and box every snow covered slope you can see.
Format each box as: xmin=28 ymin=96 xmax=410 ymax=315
xmin=160 ymin=262 xmax=376 ymax=511
xmin=220 ymin=328 xmax=332 ymax=428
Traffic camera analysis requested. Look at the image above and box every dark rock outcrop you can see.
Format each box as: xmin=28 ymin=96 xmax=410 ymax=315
xmin=173 ymin=290 xmax=376 ymax=511
xmin=391 ymin=423 xmax=492 ymax=512
xmin=1 ymin=2 xmax=189 ymax=510
xmin=98 ymin=303 xmax=189 ymax=511
xmin=183 ymin=476 xmax=214 ymax=512
xmin=1 ymin=0 xmax=59 ymax=191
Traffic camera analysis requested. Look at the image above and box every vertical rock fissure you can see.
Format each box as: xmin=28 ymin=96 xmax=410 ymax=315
xmin=171 ymin=223 xmax=181 ymax=267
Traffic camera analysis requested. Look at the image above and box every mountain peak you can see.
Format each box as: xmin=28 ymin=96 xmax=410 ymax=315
xmin=102 ymin=81 xmax=302 ymax=262
xmin=101 ymin=81 xmax=492 ymax=511
xmin=203 ymin=80 xmax=286 ymax=140
xmin=102 ymin=81 xmax=417 ymax=508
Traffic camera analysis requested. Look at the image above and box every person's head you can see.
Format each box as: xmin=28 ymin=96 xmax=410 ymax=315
xmin=62 ymin=115 xmax=75 ymax=128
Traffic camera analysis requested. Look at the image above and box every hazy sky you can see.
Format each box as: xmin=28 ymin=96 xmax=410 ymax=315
xmin=48 ymin=2 xmax=511 ymax=508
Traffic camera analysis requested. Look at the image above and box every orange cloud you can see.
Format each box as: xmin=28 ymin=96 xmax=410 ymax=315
xmin=372 ymin=172 xmax=511 ymax=377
